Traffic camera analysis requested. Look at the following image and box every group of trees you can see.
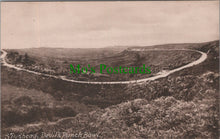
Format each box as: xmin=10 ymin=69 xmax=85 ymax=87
xmin=7 ymin=51 xmax=35 ymax=66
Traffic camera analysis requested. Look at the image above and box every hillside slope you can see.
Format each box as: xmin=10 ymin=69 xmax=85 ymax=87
xmin=1 ymin=40 xmax=219 ymax=138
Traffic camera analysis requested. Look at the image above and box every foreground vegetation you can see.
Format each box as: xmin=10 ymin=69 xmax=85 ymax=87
xmin=1 ymin=84 xmax=98 ymax=127
xmin=15 ymin=93 xmax=217 ymax=138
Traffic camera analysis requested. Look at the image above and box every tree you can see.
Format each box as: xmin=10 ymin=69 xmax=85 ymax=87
xmin=135 ymin=53 xmax=143 ymax=66
xmin=24 ymin=53 xmax=29 ymax=62
xmin=15 ymin=55 xmax=22 ymax=64
xmin=23 ymin=53 xmax=35 ymax=66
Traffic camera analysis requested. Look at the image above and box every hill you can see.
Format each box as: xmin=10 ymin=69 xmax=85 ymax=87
xmin=1 ymin=40 xmax=219 ymax=138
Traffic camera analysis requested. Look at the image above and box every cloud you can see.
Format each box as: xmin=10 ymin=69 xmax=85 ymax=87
xmin=1 ymin=1 xmax=219 ymax=49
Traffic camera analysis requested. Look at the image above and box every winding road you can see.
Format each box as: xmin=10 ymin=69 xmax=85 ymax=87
xmin=1 ymin=49 xmax=207 ymax=84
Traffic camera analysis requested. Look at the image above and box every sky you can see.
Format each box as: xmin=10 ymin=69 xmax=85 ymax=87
xmin=1 ymin=1 xmax=219 ymax=49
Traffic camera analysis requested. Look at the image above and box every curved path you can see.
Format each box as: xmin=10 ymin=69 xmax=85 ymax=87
xmin=1 ymin=49 xmax=207 ymax=84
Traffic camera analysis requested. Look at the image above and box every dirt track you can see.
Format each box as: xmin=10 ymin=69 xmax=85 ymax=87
xmin=1 ymin=49 xmax=207 ymax=84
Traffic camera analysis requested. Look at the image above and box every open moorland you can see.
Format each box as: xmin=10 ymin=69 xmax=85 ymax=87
xmin=1 ymin=40 xmax=219 ymax=138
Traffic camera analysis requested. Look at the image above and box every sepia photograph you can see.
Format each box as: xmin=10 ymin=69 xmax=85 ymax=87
xmin=1 ymin=1 xmax=219 ymax=138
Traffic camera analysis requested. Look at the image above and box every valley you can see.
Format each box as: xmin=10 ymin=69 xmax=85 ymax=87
xmin=1 ymin=40 xmax=219 ymax=138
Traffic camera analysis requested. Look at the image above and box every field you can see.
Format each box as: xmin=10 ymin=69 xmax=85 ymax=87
xmin=1 ymin=40 xmax=219 ymax=138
